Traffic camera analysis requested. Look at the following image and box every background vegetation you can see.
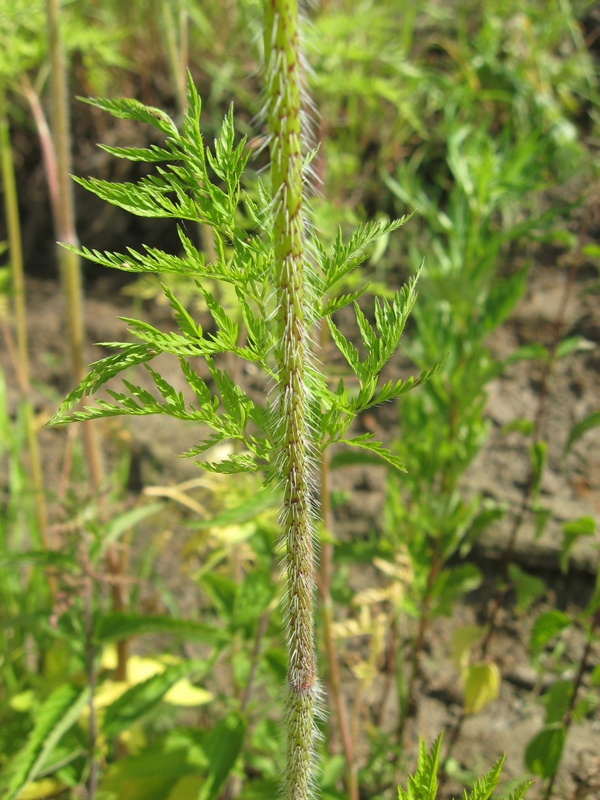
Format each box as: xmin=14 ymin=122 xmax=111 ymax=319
xmin=0 ymin=1 xmax=599 ymax=799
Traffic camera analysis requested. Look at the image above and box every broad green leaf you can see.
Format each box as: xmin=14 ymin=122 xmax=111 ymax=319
xmin=100 ymin=744 xmax=201 ymax=800
xmin=541 ymin=680 xmax=572 ymax=724
xmin=530 ymin=610 xmax=570 ymax=655
xmin=500 ymin=418 xmax=534 ymax=436
xmin=501 ymin=343 xmax=549 ymax=367
xmin=10 ymin=778 xmax=66 ymax=799
xmin=5 ymin=685 xmax=90 ymax=800
xmin=167 ymin=776 xmax=203 ymax=800
xmin=555 ymin=336 xmax=593 ymax=359
xmin=564 ymin=411 xmax=600 ymax=455
xmin=231 ymin=569 xmax=276 ymax=633
xmin=435 ymin=563 xmax=483 ymax=609
xmin=103 ymin=660 xmax=207 ymax=737
xmin=462 ymin=662 xmax=500 ymax=715
xmin=94 ymin=612 xmax=227 ymax=645
xmin=196 ymin=712 xmax=246 ymax=800
xmin=529 ymin=441 xmax=547 ymax=495
xmin=524 ymin=724 xmax=566 ymax=779
xmin=99 ymin=503 xmax=165 ymax=553
xmin=508 ymin=564 xmax=546 ymax=613
xmin=560 ymin=516 xmax=595 ymax=572
xmin=532 ymin=503 xmax=551 ymax=540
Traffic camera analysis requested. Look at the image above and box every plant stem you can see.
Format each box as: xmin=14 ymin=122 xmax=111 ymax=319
xmin=46 ymin=0 xmax=104 ymax=490
xmin=264 ymin=2 xmax=317 ymax=797
xmin=0 ymin=82 xmax=55 ymax=599
xmin=544 ymin=603 xmax=600 ymax=800
xmin=318 ymin=448 xmax=358 ymax=800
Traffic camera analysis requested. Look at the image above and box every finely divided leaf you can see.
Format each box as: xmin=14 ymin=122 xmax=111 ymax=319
xmin=82 ymin=96 xmax=178 ymax=135
xmin=48 ymin=344 xmax=158 ymax=424
xmin=398 ymin=736 xmax=440 ymax=800
xmin=463 ymin=755 xmax=504 ymax=800
xmin=5 ymin=685 xmax=90 ymax=800
xmin=338 ymin=434 xmax=406 ymax=472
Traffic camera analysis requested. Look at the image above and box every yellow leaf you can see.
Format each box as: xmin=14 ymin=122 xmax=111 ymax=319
xmin=15 ymin=778 xmax=65 ymax=799
xmin=166 ymin=775 xmax=203 ymax=799
xmin=451 ymin=625 xmax=485 ymax=671
xmin=463 ymin=662 xmax=501 ymax=715
xmin=9 ymin=690 xmax=35 ymax=712
xmin=164 ymin=680 xmax=213 ymax=706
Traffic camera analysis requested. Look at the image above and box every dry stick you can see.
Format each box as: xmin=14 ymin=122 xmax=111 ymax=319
xmin=441 ymin=211 xmax=593 ymax=778
xmin=263 ymin=2 xmax=318 ymax=797
xmin=0 ymin=84 xmax=51 ymax=563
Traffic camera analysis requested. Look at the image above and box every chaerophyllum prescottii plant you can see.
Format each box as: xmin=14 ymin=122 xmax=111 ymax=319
xmin=48 ymin=1 xmax=444 ymax=797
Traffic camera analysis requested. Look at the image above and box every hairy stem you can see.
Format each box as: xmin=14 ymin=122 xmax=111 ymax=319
xmin=264 ymin=2 xmax=317 ymax=798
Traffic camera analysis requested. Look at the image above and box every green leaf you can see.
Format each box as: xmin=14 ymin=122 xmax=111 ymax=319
xmin=524 ymin=724 xmax=566 ymax=779
xmin=319 ymin=216 xmax=409 ymax=293
xmin=560 ymin=516 xmax=596 ymax=572
xmin=186 ymin=489 xmax=280 ymax=530
xmin=82 ymin=96 xmax=178 ymax=135
xmin=463 ymin=754 xmax=504 ymax=800
xmin=529 ymin=441 xmax=547 ymax=495
xmin=94 ymin=613 xmax=227 ymax=645
xmin=100 ymin=503 xmax=165 ymax=553
xmin=530 ymin=610 xmax=570 ymax=655
xmin=0 ymin=549 xmax=78 ymax=571
xmin=231 ymin=569 xmax=276 ymax=633
xmin=100 ymin=743 xmax=201 ymax=800
xmin=326 ymin=317 xmax=361 ymax=378
xmin=48 ymin=344 xmax=158 ymax=424
xmin=508 ymin=564 xmax=546 ymax=613
xmin=322 ymin=288 xmax=368 ymax=317
xmin=103 ymin=660 xmax=207 ymax=737
xmin=541 ymin=680 xmax=572 ymax=724
xmin=531 ymin=502 xmax=551 ymax=540
xmin=397 ymin=736 xmax=441 ymax=800
xmin=502 ymin=343 xmax=549 ymax=367
xmin=555 ymin=336 xmax=593 ymax=359
xmin=5 ymin=685 xmax=90 ymax=800
xmin=564 ymin=411 xmax=600 ymax=455
xmin=501 ymin=418 xmax=534 ymax=436
xmin=337 ymin=434 xmax=406 ymax=472
xmin=99 ymin=142 xmax=173 ymax=163
xmin=196 ymin=712 xmax=246 ymax=800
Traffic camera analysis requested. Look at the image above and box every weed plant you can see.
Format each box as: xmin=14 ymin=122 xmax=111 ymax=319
xmin=0 ymin=2 xmax=598 ymax=799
